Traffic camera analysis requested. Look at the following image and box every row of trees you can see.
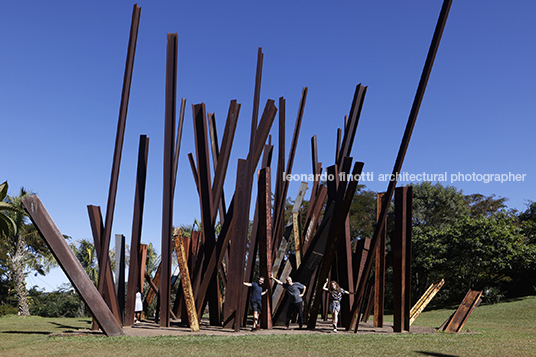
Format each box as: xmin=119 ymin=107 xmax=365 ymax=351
xmin=346 ymin=182 xmax=536 ymax=305
xmin=2 ymin=179 xmax=536 ymax=317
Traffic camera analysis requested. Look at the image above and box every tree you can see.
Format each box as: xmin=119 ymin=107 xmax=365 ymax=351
xmin=348 ymin=184 xmax=377 ymax=241
xmin=1 ymin=187 xmax=56 ymax=316
xmin=410 ymin=182 xmax=469 ymax=231
xmin=70 ymin=238 xmax=99 ymax=286
xmin=464 ymin=193 xmax=509 ymax=218
xmin=0 ymin=181 xmax=17 ymax=237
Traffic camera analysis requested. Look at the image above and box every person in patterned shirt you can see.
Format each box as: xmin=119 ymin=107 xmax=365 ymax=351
xmin=323 ymin=279 xmax=353 ymax=332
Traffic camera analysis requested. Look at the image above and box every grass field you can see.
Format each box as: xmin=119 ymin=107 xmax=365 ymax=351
xmin=1 ymin=296 xmax=535 ymax=356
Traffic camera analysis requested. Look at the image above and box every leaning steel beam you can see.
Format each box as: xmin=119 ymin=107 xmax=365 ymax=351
xmin=98 ymin=4 xmax=141 ymax=302
xmin=22 ymin=196 xmax=124 ymax=336
xmin=174 ymin=229 xmax=199 ymax=331
xmin=410 ymin=279 xmax=445 ymax=325
xmin=172 ymin=98 xmax=186 ymax=197
xmin=249 ymin=47 xmax=264 ymax=150
xmin=272 ymin=88 xmax=308 ymax=257
xmin=125 ymin=134 xmax=149 ymax=326
xmin=160 ymin=33 xmax=178 ymax=327
xmin=211 ymin=100 xmax=240 ymax=224
xmin=350 ymin=0 xmax=453 ymax=332
xmin=336 ymin=85 xmax=367 ymax=168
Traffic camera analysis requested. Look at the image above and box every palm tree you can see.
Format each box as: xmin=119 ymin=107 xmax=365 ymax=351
xmin=0 ymin=181 xmax=17 ymax=237
xmin=2 ymin=187 xmax=56 ymax=316
xmin=70 ymin=239 xmax=99 ymax=285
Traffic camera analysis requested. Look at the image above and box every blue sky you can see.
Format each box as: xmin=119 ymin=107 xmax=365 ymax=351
xmin=2 ymin=1 xmax=534 ymax=291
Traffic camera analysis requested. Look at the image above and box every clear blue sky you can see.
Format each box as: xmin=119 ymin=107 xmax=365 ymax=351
xmin=2 ymin=1 xmax=534 ymax=291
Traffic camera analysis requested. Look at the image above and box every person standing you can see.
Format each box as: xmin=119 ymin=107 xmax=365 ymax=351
xmin=134 ymin=289 xmax=143 ymax=324
xmin=271 ymin=274 xmax=306 ymax=329
xmin=243 ymin=276 xmax=267 ymax=330
xmin=323 ymin=279 xmax=353 ymax=332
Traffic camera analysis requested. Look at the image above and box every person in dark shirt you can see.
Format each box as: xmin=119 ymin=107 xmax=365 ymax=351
xmin=243 ymin=276 xmax=267 ymax=330
xmin=271 ymin=274 xmax=307 ymax=329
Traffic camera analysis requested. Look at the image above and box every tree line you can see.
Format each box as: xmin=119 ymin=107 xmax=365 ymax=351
xmin=2 ymin=180 xmax=535 ymax=317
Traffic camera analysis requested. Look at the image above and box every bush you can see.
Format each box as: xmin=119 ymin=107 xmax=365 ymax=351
xmin=29 ymin=285 xmax=87 ymax=318
xmin=0 ymin=304 xmax=17 ymax=316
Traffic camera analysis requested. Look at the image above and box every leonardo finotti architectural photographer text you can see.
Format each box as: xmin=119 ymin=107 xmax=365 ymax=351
xmin=283 ymin=171 xmax=527 ymax=184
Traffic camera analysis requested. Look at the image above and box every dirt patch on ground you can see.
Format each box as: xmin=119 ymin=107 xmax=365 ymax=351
xmin=51 ymin=319 xmax=438 ymax=338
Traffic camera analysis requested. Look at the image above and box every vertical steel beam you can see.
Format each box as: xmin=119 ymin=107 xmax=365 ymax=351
xmin=125 ymin=134 xmax=149 ymax=326
xmin=393 ymin=187 xmax=407 ymax=332
xmin=115 ymin=234 xmax=126 ymax=324
xmin=192 ymin=103 xmax=219 ymax=325
xmin=374 ymin=192 xmax=387 ymax=327
xmin=258 ymin=167 xmax=273 ymax=329
xmin=22 ymin=196 xmax=124 ymax=336
xmin=160 ymin=33 xmax=178 ymax=327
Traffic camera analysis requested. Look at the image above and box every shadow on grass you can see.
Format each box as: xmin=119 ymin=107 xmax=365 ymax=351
xmin=416 ymin=352 xmax=459 ymax=357
xmin=48 ymin=321 xmax=84 ymax=330
xmin=2 ymin=330 xmax=50 ymax=335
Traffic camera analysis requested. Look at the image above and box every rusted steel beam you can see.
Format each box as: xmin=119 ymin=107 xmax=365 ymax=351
xmin=207 ymin=112 xmax=226 ymax=222
xmin=172 ymin=98 xmax=186 ymax=197
xmin=405 ymin=186 xmax=412 ymax=331
xmin=22 ymin=196 xmax=124 ymax=336
xmin=306 ymin=160 xmax=363 ymax=329
xmin=211 ymin=100 xmax=240 ymax=224
xmin=139 ymin=244 xmax=148 ymax=296
xmin=311 ymin=135 xmax=318 ymax=177
xmin=145 ymin=263 xmax=161 ymax=307
xmin=98 ymin=4 xmax=141 ymax=303
xmin=272 ymin=88 xmax=307 ymax=258
xmin=441 ymin=289 xmax=482 ymax=333
xmin=115 ymin=234 xmax=126 ymax=324
xmin=273 ymin=97 xmax=285 ymax=245
xmin=335 ymin=128 xmax=342 ymax=164
xmin=336 ymin=215 xmax=354 ymax=328
xmin=393 ymin=186 xmax=412 ymax=332
xmin=302 ymin=176 xmax=327 ymax=254
xmin=125 ymin=134 xmax=149 ymax=326
xmin=87 ymin=205 xmax=121 ymax=326
xmin=160 ymin=33 xmax=178 ymax=327
xmin=223 ymin=159 xmax=251 ymax=330
xmin=350 ymin=0 xmax=452 ymax=332
xmin=241 ymin=144 xmax=273 ymax=327
xmin=374 ymin=192 xmax=387 ymax=327
xmin=360 ymin=276 xmax=375 ymax=322
xmin=174 ymin=229 xmax=199 ymax=331
xmin=192 ymin=103 xmax=220 ymax=326
xmin=336 ymin=85 xmax=367 ymax=168
xmin=188 ymin=153 xmax=200 ymax=194
xmin=250 ymin=47 xmax=264 ymax=149
xmin=292 ymin=212 xmax=302 ymax=267
xmin=410 ymin=279 xmax=445 ymax=325
xmin=258 ymin=167 xmax=273 ymax=329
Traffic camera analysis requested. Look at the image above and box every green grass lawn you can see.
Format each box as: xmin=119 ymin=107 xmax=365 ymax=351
xmin=1 ymin=296 xmax=535 ymax=357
